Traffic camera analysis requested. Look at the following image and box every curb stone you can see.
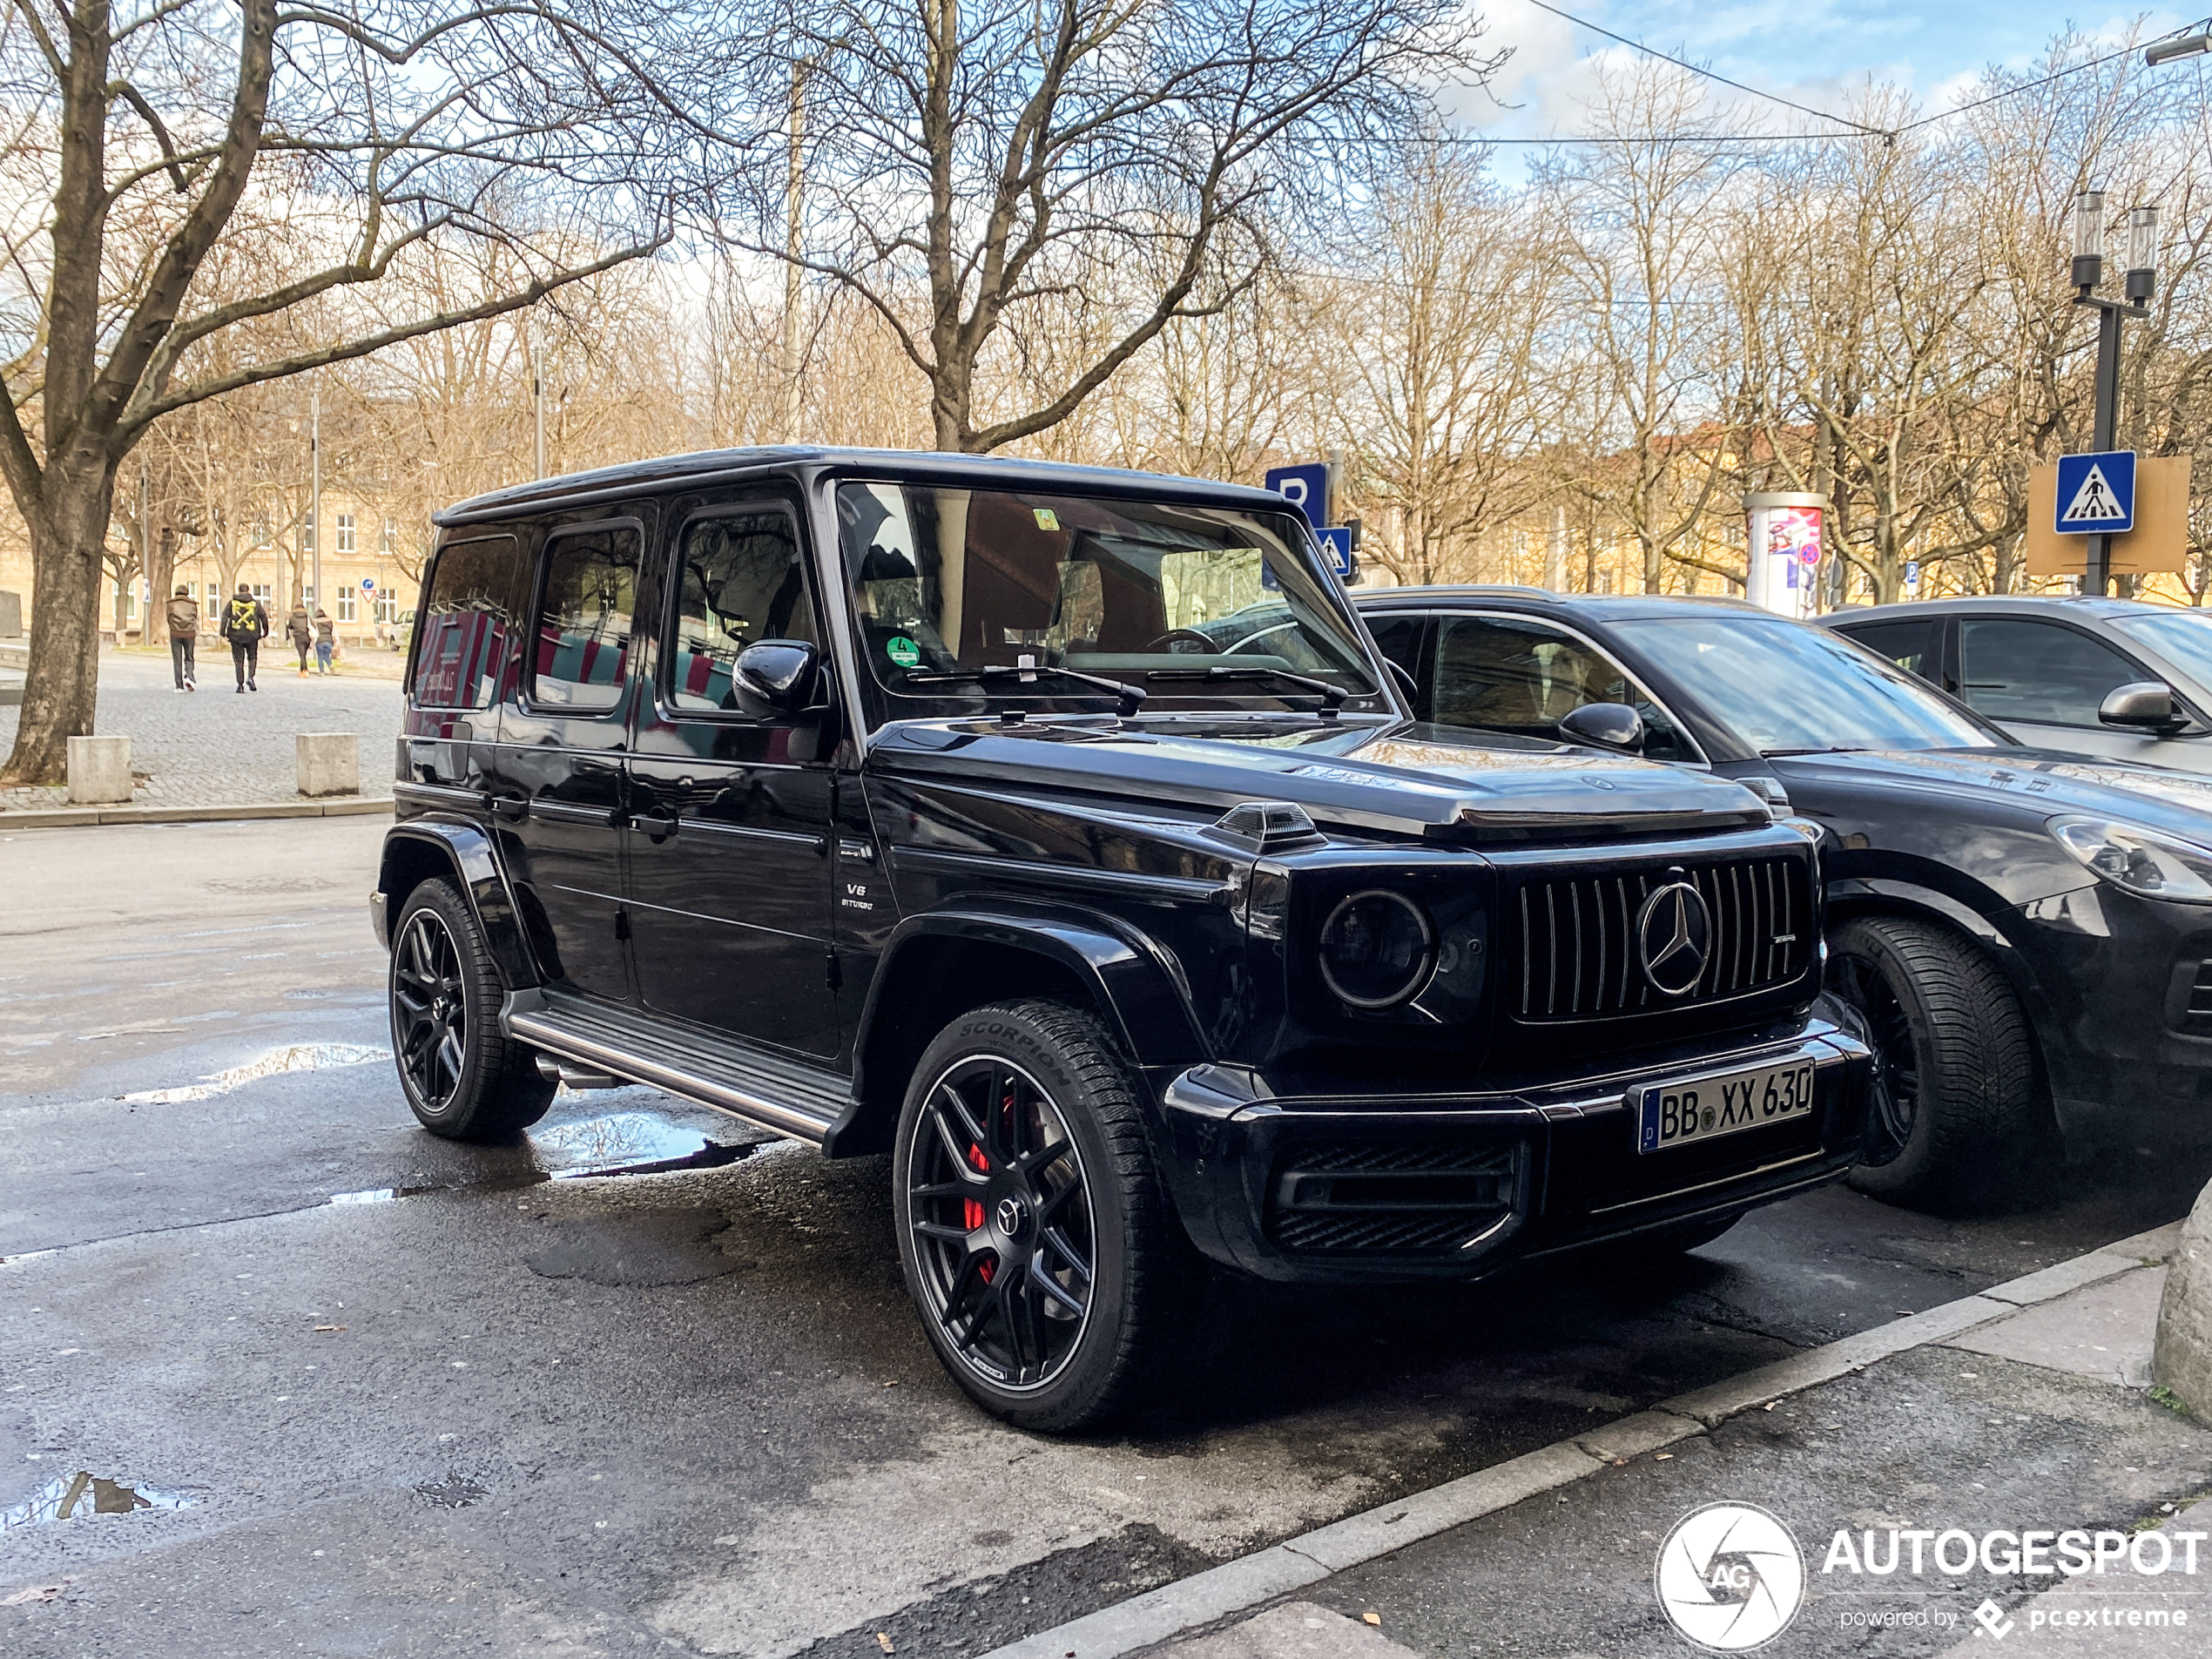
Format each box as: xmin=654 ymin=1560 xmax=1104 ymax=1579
xmin=0 ymin=798 xmax=394 ymax=830
xmin=977 ymin=1222 xmax=2190 ymax=1659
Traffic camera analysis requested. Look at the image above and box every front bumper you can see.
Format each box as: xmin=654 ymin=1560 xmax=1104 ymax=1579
xmin=1157 ymin=1018 xmax=1871 ymax=1283
xmin=2003 ymin=884 xmax=2212 ymax=1150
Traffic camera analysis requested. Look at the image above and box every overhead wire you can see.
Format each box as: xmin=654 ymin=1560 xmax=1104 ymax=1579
xmin=1487 ymin=3 xmax=2193 ymax=151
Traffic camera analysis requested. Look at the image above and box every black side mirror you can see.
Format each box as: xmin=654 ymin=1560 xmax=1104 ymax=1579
xmin=1557 ymin=701 xmax=1645 ymax=755
xmin=732 ymin=639 xmax=823 ymax=715
xmin=2099 ymin=680 xmax=2188 ymax=737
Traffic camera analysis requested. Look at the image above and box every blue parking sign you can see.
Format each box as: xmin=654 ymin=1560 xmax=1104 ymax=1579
xmin=2054 ymin=450 xmax=2136 ymax=535
xmin=1264 ymin=462 xmax=1330 ymax=526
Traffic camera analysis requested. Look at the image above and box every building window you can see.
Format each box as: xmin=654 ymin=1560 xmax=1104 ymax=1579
xmin=338 ymin=590 xmax=358 ymax=623
xmin=382 ymin=516 xmax=397 ymax=553
xmin=337 ymin=514 xmax=355 ymax=555
xmin=374 ymin=591 xmax=397 ymax=624
xmin=301 ymin=516 xmax=314 ymax=553
xmin=251 ymin=583 xmax=273 ymax=605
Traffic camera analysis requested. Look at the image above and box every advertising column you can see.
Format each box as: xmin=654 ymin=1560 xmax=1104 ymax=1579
xmin=1743 ymin=491 xmax=1828 ymax=618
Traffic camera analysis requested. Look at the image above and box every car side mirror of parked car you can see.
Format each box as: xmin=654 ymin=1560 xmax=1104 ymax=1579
xmin=1557 ymin=702 xmax=1645 ymax=755
xmin=733 ymin=639 xmax=825 ymax=716
xmin=2099 ymin=681 xmax=2188 ymax=737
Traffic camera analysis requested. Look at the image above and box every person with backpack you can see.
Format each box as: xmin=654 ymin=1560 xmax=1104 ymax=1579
xmin=313 ymin=608 xmax=335 ymax=675
xmin=223 ymin=584 xmax=269 ymax=692
xmin=285 ymin=602 xmax=313 ymax=676
xmin=166 ymin=584 xmax=199 ymax=692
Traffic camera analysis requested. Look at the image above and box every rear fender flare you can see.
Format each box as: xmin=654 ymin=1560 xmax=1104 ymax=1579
xmin=376 ymin=819 xmax=542 ymax=990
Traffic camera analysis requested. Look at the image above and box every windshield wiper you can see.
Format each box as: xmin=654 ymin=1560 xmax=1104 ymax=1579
xmin=903 ymin=663 xmax=1146 ymax=716
xmin=1146 ymin=664 xmax=1349 ymax=718
xmin=1759 ymin=745 xmax=1872 ymax=757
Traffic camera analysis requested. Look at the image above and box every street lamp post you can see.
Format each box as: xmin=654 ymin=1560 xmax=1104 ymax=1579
xmin=2068 ymin=191 xmax=2157 ymax=596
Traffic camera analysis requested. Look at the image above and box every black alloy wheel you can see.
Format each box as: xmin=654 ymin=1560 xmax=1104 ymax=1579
xmin=1827 ymin=948 xmax=1920 ymax=1168
xmin=387 ymin=878 xmax=555 ymax=1141
xmin=894 ymin=1000 xmax=1191 ymax=1432
xmin=393 ymin=907 xmax=468 ymax=1112
xmin=1824 ymin=915 xmax=2040 ymax=1211
xmin=905 ymin=1055 xmax=1097 ymax=1392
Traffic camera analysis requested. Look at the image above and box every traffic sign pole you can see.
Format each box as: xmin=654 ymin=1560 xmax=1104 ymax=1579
xmin=2087 ymin=300 xmax=2124 ymax=596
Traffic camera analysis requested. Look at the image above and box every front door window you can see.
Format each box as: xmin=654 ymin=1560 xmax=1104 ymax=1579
xmin=1431 ymin=616 xmax=1695 ymax=761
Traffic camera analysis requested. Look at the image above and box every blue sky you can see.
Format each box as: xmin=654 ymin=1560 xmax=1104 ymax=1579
xmin=1453 ymin=3 xmax=2190 ymax=138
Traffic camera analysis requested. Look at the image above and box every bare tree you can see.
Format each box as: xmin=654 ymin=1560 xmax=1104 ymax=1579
xmin=0 ymin=0 xmax=705 ymax=784
xmin=747 ymin=0 xmax=1487 ymax=453
xmin=1328 ymin=138 xmax=1563 ymax=584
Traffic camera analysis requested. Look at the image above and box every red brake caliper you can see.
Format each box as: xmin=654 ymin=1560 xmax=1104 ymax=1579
xmin=965 ymin=1142 xmax=995 ymax=1281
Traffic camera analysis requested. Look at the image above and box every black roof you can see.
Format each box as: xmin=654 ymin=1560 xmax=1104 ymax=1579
xmin=433 ymin=445 xmax=1291 ymax=527
xmin=1350 ymin=584 xmax=1771 ymax=624
xmin=1820 ymin=595 xmax=2167 ymax=624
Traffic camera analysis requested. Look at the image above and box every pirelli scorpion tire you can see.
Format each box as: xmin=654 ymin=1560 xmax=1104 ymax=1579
xmin=388 ymin=877 xmax=556 ymax=1142
xmin=1825 ymin=915 xmax=2040 ymax=1211
xmin=894 ymin=1000 xmax=1192 ymax=1433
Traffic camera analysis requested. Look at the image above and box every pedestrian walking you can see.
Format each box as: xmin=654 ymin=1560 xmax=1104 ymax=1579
xmin=314 ymin=608 xmax=335 ymax=675
xmin=222 ymin=583 xmax=268 ymax=692
xmin=165 ymin=584 xmax=198 ymax=692
xmin=286 ymin=603 xmax=313 ymax=677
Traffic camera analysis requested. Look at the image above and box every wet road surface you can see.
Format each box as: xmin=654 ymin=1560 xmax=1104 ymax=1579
xmin=2 ymin=819 xmax=2205 ymax=1657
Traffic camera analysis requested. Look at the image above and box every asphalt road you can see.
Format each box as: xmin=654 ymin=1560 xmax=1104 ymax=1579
xmin=2 ymin=818 xmax=2206 ymax=1658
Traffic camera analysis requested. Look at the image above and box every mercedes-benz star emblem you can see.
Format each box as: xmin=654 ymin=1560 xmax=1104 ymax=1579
xmin=995 ymin=1197 xmax=1029 ymax=1239
xmin=1637 ymin=881 xmax=1712 ymax=997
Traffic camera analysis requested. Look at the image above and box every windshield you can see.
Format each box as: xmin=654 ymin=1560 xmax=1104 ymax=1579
xmin=836 ymin=482 xmax=1381 ymax=717
xmin=2114 ymin=610 xmax=2212 ymax=696
xmin=1615 ymin=616 xmax=2006 ymax=754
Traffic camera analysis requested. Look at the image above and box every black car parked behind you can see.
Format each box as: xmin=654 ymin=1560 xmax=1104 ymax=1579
xmin=1356 ymin=585 xmax=2212 ymax=1206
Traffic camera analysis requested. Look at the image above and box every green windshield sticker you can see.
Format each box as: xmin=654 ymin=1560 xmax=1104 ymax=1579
xmin=886 ymin=635 xmax=921 ymax=669
xmin=1033 ymin=508 xmax=1061 ymax=531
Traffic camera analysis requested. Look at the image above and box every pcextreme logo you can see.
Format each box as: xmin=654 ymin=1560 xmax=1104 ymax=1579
xmin=1655 ymin=1502 xmax=1807 ymax=1651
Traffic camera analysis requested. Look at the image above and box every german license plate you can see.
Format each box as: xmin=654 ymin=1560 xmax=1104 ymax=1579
xmin=1634 ymin=1055 xmax=1817 ymax=1154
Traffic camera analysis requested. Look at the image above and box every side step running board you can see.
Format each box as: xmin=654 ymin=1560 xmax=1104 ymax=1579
xmin=503 ymin=988 xmax=849 ymax=1145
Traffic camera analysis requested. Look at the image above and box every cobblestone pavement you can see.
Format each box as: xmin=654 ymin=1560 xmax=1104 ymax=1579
xmin=0 ymin=644 xmax=402 ymax=812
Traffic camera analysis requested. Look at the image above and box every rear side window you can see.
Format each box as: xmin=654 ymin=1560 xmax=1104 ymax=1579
xmin=413 ymin=536 xmax=524 ymax=710
xmin=1959 ymin=617 xmax=2141 ymax=727
xmin=532 ymin=527 xmax=642 ymax=712
xmin=1838 ymin=618 xmax=1940 ymax=682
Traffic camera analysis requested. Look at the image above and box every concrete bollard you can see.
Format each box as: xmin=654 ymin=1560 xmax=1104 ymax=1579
xmin=65 ymin=734 xmax=132 ymax=804
xmin=2155 ymin=1177 xmax=2212 ymax=1413
xmin=295 ymin=732 xmax=359 ymax=798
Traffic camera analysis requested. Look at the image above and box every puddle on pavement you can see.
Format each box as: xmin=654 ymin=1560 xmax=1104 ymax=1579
xmin=124 ymin=1042 xmax=388 ymax=1103
xmin=2 ymin=1471 xmax=199 ymax=1529
xmin=326 ymin=1109 xmax=767 ymax=1208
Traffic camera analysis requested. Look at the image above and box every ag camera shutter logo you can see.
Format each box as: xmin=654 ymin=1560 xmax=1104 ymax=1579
xmin=1655 ymin=1502 xmax=1806 ymax=1650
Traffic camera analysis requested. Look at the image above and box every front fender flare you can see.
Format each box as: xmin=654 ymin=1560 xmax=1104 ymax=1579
xmin=376 ymin=818 xmax=542 ymax=991
xmin=860 ymin=903 xmax=1208 ymax=1074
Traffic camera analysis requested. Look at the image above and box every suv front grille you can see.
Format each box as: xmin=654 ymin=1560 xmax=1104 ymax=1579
xmin=1509 ymin=856 xmax=1811 ymax=1022
xmin=1267 ymin=1138 xmax=1521 ymax=1255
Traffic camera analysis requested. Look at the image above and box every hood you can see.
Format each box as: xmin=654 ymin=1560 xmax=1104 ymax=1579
xmin=1771 ymin=746 xmax=2212 ymax=842
xmin=873 ymin=717 xmax=1771 ymax=842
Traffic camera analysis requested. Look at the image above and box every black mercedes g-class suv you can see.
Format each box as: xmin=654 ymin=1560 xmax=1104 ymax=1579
xmin=372 ymin=448 xmax=1870 ymax=1430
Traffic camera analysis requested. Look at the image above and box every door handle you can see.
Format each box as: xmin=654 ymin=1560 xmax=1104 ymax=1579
xmin=632 ymin=806 xmax=678 ymax=843
xmin=487 ymin=794 xmax=529 ymax=822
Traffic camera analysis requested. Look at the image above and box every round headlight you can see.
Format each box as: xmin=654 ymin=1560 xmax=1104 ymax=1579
xmin=1318 ymin=889 xmax=1437 ymax=1009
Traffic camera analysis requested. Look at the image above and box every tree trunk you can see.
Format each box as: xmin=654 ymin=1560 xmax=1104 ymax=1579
xmin=3 ymin=463 xmax=119 ymax=786
xmin=145 ymin=526 xmax=176 ymax=659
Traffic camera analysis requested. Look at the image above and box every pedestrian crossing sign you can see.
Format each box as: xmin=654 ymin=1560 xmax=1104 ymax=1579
xmin=2054 ymin=450 xmax=2136 ymax=534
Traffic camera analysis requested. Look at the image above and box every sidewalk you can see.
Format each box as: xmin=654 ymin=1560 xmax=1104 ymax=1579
xmin=994 ymin=1224 xmax=2212 ymax=1659
xmin=0 ymin=646 xmax=401 ymax=818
